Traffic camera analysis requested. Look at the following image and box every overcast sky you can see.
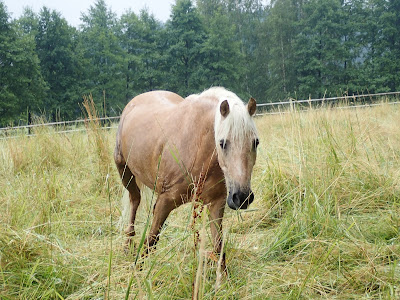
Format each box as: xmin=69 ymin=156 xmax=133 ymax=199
xmin=3 ymin=0 xmax=176 ymax=26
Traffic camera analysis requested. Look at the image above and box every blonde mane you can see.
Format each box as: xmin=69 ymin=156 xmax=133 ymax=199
xmin=195 ymin=87 xmax=258 ymax=148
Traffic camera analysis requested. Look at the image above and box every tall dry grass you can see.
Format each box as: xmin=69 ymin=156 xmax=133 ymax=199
xmin=0 ymin=102 xmax=399 ymax=299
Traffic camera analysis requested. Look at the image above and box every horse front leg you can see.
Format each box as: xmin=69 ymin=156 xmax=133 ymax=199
xmin=143 ymin=193 xmax=176 ymax=256
xmin=208 ymin=198 xmax=227 ymax=272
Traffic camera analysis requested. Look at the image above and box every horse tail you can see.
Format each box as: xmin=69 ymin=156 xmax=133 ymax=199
xmin=114 ymin=112 xmax=126 ymax=167
xmin=118 ymin=189 xmax=130 ymax=232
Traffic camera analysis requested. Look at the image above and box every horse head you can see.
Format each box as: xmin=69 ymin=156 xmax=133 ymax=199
xmin=214 ymin=96 xmax=259 ymax=210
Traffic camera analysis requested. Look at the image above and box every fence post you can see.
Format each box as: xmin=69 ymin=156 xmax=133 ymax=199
xmin=28 ymin=111 xmax=32 ymax=135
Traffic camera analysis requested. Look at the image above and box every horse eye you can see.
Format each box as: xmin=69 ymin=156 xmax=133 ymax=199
xmin=253 ymin=138 xmax=259 ymax=149
xmin=219 ymin=139 xmax=227 ymax=150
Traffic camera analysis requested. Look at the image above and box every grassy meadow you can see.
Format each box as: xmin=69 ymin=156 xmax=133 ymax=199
xmin=0 ymin=103 xmax=400 ymax=299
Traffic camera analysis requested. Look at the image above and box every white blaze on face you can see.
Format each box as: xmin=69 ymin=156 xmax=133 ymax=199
xmin=235 ymin=164 xmax=244 ymax=178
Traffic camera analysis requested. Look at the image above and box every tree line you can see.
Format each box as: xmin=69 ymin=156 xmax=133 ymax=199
xmin=1 ymin=0 xmax=399 ymax=125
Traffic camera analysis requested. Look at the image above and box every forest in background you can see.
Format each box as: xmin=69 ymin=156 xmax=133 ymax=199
xmin=1 ymin=0 xmax=399 ymax=125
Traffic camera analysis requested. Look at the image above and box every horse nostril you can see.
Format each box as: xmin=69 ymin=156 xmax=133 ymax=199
xmin=232 ymin=192 xmax=241 ymax=207
xmin=229 ymin=190 xmax=254 ymax=210
xmin=249 ymin=192 xmax=254 ymax=204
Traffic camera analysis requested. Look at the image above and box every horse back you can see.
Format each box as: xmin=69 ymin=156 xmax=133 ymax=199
xmin=121 ymin=91 xmax=184 ymax=117
xmin=115 ymin=91 xmax=184 ymax=162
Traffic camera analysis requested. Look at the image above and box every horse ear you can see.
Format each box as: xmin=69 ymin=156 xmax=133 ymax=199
xmin=220 ymin=100 xmax=230 ymax=117
xmin=247 ymin=97 xmax=257 ymax=116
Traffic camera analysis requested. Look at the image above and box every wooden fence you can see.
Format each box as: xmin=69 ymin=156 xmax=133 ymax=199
xmin=1 ymin=91 xmax=399 ymax=139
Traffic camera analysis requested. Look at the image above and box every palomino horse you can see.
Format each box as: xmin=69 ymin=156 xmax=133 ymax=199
xmin=114 ymin=87 xmax=259 ymax=267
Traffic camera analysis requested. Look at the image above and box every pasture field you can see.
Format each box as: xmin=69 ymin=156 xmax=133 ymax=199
xmin=1 ymin=103 xmax=400 ymax=299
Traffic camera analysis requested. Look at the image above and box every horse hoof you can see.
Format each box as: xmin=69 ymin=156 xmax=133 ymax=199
xmin=206 ymin=251 xmax=227 ymax=274
xmin=125 ymin=227 xmax=135 ymax=237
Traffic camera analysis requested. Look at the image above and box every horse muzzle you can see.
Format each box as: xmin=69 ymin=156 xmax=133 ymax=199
xmin=227 ymin=189 xmax=254 ymax=210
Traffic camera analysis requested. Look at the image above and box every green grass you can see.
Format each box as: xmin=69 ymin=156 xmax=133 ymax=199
xmin=1 ymin=103 xmax=400 ymax=299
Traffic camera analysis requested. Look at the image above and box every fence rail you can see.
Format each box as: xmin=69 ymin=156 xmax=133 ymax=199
xmin=256 ymin=91 xmax=400 ymax=107
xmin=1 ymin=91 xmax=399 ymax=139
xmin=257 ymin=100 xmax=400 ymax=116
xmin=0 ymin=116 xmax=120 ymax=131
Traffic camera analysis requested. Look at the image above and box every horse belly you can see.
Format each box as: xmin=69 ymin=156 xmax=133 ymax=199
xmin=120 ymin=113 xmax=165 ymax=189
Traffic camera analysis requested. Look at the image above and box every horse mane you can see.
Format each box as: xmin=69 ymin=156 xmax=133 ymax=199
xmin=194 ymin=87 xmax=258 ymax=148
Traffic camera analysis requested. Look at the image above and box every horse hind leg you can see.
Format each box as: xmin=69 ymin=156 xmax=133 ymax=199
xmin=125 ymin=177 xmax=141 ymax=243
xmin=115 ymin=152 xmax=141 ymax=248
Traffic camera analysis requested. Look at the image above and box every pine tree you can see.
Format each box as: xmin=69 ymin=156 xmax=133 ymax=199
xmin=364 ymin=0 xmax=400 ymax=92
xmin=198 ymin=5 xmax=243 ymax=91
xmin=118 ymin=10 xmax=142 ymax=99
xmin=80 ymin=0 xmax=125 ymax=113
xmin=35 ymin=7 xmax=85 ymax=119
xmin=221 ymin=0 xmax=267 ymax=99
xmin=137 ymin=10 xmax=166 ymax=92
xmin=165 ymin=0 xmax=206 ymax=95
xmin=294 ymin=0 xmax=350 ymax=98
xmin=0 ymin=3 xmax=46 ymax=125
xmin=119 ymin=9 xmax=165 ymax=97
xmin=265 ymin=0 xmax=299 ymax=101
